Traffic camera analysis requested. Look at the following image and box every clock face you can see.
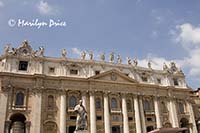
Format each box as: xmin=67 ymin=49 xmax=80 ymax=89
xmin=111 ymin=73 xmax=117 ymax=81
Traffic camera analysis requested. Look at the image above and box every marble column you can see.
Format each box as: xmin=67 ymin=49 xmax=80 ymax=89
xmin=0 ymin=92 xmax=8 ymax=133
xmin=60 ymin=93 xmax=66 ymax=133
xmin=154 ymin=97 xmax=162 ymax=128
xmin=122 ymin=93 xmax=129 ymax=133
xmin=30 ymin=92 xmax=42 ymax=133
xmin=89 ymin=92 xmax=96 ymax=133
xmin=139 ymin=96 xmax=147 ymax=133
xmin=169 ymin=98 xmax=179 ymax=127
xmin=103 ymin=92 xmax=111 ymax=133
xmin=187 ymin=101 xmax=198 ymax=133
xmin=134 ymin=96 xmax=142 ymax=133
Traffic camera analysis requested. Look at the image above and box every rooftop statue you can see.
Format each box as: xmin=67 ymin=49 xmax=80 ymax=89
xmin=88 ymin=51 xmax=93 ymax=60
xmin=117 ymin=54 xmax=122 ymax=64
xmin=148 ymin=61 xmax=152 ymax=69
xmin=163 ymin=62 xmax=168 ymax=71
xmin=133 ymin=58 xmax=138 ymax=66
xmin=31 ymin=50 xmax=38 ymax=57
xmin=81 ymin=51 xmax=86 ymax=60
xmin=127 ymin=57 xmax=131 ymax=65
xmin=39 ymin=46 xmax=44 ymax=57
xmin=74 ymin=100 xmax=88 ymax=131
xmin=4 ymin=44 xmax=10 ymax=55
xmin=100 ymin=52 xmax=105 ymax=61
xmin=62 ymin=48 xmax=67 ymax=58
xmin=109 ymin=52 xmax=114 ymax=63
xmin=169 ymin=62 xmax=178 ymax=72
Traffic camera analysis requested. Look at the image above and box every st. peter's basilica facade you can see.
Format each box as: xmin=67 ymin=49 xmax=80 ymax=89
xmin=0 ymin=40 xmax=197 ymax=133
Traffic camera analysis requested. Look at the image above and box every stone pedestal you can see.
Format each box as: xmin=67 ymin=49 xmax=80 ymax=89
xmin=74 ymin=130 xmax=89 ymax=133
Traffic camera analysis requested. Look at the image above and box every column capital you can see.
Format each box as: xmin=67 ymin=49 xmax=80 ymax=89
xmin=81 ymin=90 xmax=88 ymax=95
xmin=103 ymin=91 xmax=110 ymax=96
xmin=89 ymin=91 xmax=95 ymax=96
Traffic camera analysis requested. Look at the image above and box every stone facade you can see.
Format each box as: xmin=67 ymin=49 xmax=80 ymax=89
xmin=0 ymin=40 xmax=198 ymax=133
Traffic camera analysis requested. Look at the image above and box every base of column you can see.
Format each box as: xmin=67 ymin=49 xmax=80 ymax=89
xmin=74 ymin=130 xmax=89 ymax=133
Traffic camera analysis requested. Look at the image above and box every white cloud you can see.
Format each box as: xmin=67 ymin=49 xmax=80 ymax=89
xmin=0 ymin=1 xmax=4 ymax=7
xmin=170 ymin=23 xmax=200 ymax=78
xmin=176 ymin=23 xmax=200 ymax=45
xmin=72 ymin=48 xmax=81 ymax=56
xmin=37 ymin=1 xmax=58 ymax=15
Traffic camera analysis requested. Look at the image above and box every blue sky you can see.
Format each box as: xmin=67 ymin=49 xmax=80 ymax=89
xmin=0 ymin=0 xmax=200 ymax=89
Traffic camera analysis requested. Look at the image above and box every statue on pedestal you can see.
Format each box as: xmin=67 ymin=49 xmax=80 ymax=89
xmin=74 ymin=100 xmax=88 ymax=131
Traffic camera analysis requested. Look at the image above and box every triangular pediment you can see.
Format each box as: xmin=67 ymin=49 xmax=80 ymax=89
xmin=88 ymin=69 xmax=138 ymax=84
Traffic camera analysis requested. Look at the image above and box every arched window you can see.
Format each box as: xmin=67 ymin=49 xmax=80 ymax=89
xmin=69 ymin=96 xmax=77 ymax=107
xmin=178 ymin=102 xmax=185 ymax=113
xmin=127 ymin=99 xmax=132 ymax=112
xmin=144 ymin=100 xmax=150 ymax=111
xmin=111 ymin=98 xmax=118 ymax=109
xmin=15 ymin=92 xmax=24 ymax=106
xmin=48 ymin=95 xmax=54 ymax=109
xmin=96 ymin=98 xmax=101 ymax=109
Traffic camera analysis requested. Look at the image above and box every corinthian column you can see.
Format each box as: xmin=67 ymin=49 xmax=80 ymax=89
xmin=134 ymin=95 xmax=142 ymax=133
xmin=0 ymin=92 xmax=8 ymax=133
xmin=139 ymin=96 xmax=147 ymax=133
xmin=104 ymin=92 xmax=111 ymax=133
xmin=169 ymin=98 xmax=179 ymax=127
xmin=122 ymin=93 xmax=129 ymax=133
xmin=89 ymin=91 xmax=96 ymax=133
xmin=154 ymin=96 xmax=162 ymax=128
xmin=187 ymin=101 xmax=198 ymax=133
xmin=30 ymin=91 xmax=42 ymax=133
xmin=60 ymin=92 xmax=66 ymax=133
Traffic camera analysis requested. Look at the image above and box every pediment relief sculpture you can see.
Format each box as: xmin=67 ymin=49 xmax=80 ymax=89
xmin=88 ymin=69 xmax=137 ymax=84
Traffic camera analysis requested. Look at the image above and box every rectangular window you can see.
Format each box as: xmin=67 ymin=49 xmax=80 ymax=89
xmin=147 ymin=118 xmax=152 ymax=121
xmin=18 ymin=61 xmax=28 ymax=71
xmin=70 ymin=69 xmax=78 ymax=75
xmin=95 ymin=71 xmax=100 ymax=75
xmin=157 ymin=78 xmax=161 ymax=84
xmin=96 ymin=116 xmax=102 ymax=120
xmin=141 ymin=76 xmax=148 ymax=82
xmin=49 ymin=67 xmax=55 ymax=73
xmin=128 ymin=117 xmax=133 ymax=121
xmin=173 ymin=78 xmax=179 ymax=86
xmin=70 ymin=116 xmax=76 ymax=120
